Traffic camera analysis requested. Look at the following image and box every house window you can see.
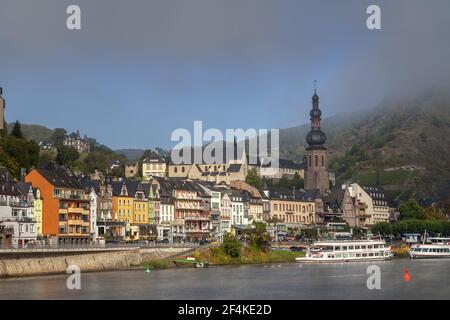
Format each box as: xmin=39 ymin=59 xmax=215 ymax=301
xmin=315 ymin=155 xmax=319 ymax=167
xmin=321 ymin=155 xmax=325 ymax=167
xmin=174 ymin=167 xmax=178 ymax=173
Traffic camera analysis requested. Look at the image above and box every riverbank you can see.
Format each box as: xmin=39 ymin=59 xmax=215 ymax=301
xmin=0 ymin=247 xmax=192 ymax=278
xmin=143 ymin=247 xmax=306 ymax=270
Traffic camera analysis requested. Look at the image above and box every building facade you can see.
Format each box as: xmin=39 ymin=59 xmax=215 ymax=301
xmin=26 ymin=164 xmax=90 ymax=244
xmin=0 ymin=181 xmax=37 ymax=248
xmin=341 ymin=183 xmax=390 ymax=228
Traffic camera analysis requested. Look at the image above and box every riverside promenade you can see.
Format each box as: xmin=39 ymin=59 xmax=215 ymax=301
xmin=0 ymin=243 xmax=200 ymax=278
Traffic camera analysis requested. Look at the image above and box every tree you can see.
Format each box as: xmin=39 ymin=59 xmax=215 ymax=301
xmin=245 ymin=168 xmax=262 ymax=189
xmin=244 ymin=222 xmax=271 ymax=252
xmin=425 ymin=204 xmax=447 ymax=221
xmin=10 ymin=121 xmax=23 ymax=139
xmin=221 ymin=234 xmax=242 ymax=258
xmin=51 ymin=128 xmax=67 ymax=147
xmin=0 ymin=135 xmax=39 ymax=179
xmin=372 ymin=222 xmax=393 ymax=236
xmin=56 ymin=145 xmax=79 ymax=167
xmin=399 ymin=200 xmax=426 ymax=220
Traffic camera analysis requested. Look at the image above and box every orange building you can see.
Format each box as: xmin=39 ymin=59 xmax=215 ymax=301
xmin=25 ymin=163 xmax=90 ymax=244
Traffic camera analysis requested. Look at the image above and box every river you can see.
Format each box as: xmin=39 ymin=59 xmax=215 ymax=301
xmin=1 ymin=259 xmax=449 ymax=299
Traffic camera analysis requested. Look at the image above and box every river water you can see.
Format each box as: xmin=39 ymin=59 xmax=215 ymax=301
xmin=1 ymin=259 xmax=449 ymax=299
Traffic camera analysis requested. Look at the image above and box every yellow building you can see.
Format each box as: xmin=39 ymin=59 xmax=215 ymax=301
xmin=112 ymin=182 xmax=133 ymax=224
xmin=33 ymin=188 xmax=43 ymax=237
xmin=112 ymin=181 xmax=150 ymax=240
xmin=142 ymin=154 xmax=167 ymax=179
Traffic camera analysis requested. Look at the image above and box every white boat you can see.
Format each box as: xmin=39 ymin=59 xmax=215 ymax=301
xmin=409 ymin=237 xmax=450 ymax=259
xmin=295 ymin=240 xmax=393 ymax=263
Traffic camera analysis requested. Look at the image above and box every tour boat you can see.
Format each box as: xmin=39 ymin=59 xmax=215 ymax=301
xmin=295 ymin=240 xmax=393 ymax=263
xmin=409 ymin=237 xmax=450 ymax=259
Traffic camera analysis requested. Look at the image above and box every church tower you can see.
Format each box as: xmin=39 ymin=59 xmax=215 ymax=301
xmin=0 ymin=87 xmax=5 ymax=131
xmin=304 ymin=89 xmax=329 ymax=195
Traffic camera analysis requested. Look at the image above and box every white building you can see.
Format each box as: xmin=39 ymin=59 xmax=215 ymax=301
xmin=0 ymin=182 xmax=37 ymax=248
xmin=341 ymin=183 xmax=390 ymax=228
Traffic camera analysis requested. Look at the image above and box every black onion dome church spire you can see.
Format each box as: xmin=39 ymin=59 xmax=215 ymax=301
xmin=306 ymin=89 xmax=326 ymax=148
xmin=304 ymin=83 xmax=329 ymax=196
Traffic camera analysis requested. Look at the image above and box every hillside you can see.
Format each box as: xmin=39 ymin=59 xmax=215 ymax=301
xmin=320 ymin=94 xmax=450 ymax=202
xmin=115 ymin=149 xmax=145 ymax=161
xmin=6 ymin=122 xmax=53 ymax=143
xmin=278 ymin=111 xmax=367 ymax=163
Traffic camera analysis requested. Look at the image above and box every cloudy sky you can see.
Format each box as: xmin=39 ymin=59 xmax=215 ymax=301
xmin=1 ymin=0 xmax=449 ymax=149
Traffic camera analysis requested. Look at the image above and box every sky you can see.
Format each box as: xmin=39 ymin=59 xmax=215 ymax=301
xmin=1 ymin=0 xmax=450 ymax=150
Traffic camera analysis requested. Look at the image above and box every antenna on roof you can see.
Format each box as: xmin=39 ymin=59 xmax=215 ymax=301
xmin=314 ymin=80 xmax=317 ymax=93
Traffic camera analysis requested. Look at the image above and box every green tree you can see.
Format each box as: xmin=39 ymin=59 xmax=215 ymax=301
xmin=10 ymin=121 xmax=23 ymax=139
xmin=221 ymin=234 xmax=242 ymax=258
xmin=51 ymin=128 xmax=67 ymax=147
xmin=56 ymin=145 xmax=79 ymax=167
xmin=245 ymin=222 xmax=271 ymax=252
xmin=424 ymin=204 xmax=447 ymax=221
xmin=372 ymin=222 xmax=393 ymax=236
xmin=245 ymin=168 xmax=262 ymax=189
xmin=399 ymin=200 xmax=426 ymax=220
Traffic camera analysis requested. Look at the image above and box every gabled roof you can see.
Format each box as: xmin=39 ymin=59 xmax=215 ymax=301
xmin=0 ymin=181 xmax=23 ymax=197
xmin=268 ymin=187 xmax=318 ymax=202
xmin=35 ymin=163 xmax=84 ymax=190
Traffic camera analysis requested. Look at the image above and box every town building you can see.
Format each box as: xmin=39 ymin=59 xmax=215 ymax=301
xmin=196 ymin=181 xmax=223 ymax=241
xmin=230 ymin=180 xmax=264 ymax=223
xmin=170 ymin=179 xmax=211 ymax=242
xmin=341 ymin=183 xmax=390 ymax=228
xmin=26 ymin=163 xmax=91 ymax=244
xmin=124 ymin=162 xmax=139 ymax=178
xmin=0 ymin=181 xmax=37 ymax=248
xmin=33 ymin=188 xmax=43 ymax=237
xmin=257 ymin=159 xmax=305 ymax=180
xmin=63 ymin=131 xmax=90 ymax=153
xmin=142 ymin=154 xmax=167 ymax=179
xmin=267 ymin=188 xmax=317 ymax=228
xmin=168 ymin=142 xmax=249 ymax=184
xmin=304 ymin=90 xmax=329 ymax=195
xmin=220 ymin=191 xmax=232 ymax=240
xmin=157 ymin=181 xmax=175 ymax=241
xmin=0 ymin=225 xmax=13 ymax=247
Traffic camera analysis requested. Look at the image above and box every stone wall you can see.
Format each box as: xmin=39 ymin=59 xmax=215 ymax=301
xmin=0 ymin=247 xmax=189 ymax=278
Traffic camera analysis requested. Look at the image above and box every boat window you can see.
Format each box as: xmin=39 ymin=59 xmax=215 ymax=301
xmin=349 ymin=246 xmax=354 ymax=250
xmin=369 ymin=253 xmax=374 ymax=257
xmin=362 ymin=253 xmax=367 ymax=257
xmin=355 ymin=245 xmax=361 ymax=250
xmin=356 ymin=254 xmax=361 ymax=257
xmin=342 ymin=246 xmax=348 ymax=251
xmin=368 ymin=245 xmax=373 ymax=249
xmin=374 ymin=252 xmax=379 ymax=256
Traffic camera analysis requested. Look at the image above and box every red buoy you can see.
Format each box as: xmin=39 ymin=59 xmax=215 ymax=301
xmin=404 ymin=268 xmax=411 ymax=282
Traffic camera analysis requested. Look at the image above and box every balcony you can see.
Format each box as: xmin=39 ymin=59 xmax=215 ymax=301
xmin=68 ymin=220 xmax=83 ymax=226
xmin=184 ymin=215 xmax=210 ymax=221
xmin=185 ymin=229 xmax=210 ymax=234
xmin=0 ymin=200 xmax=30 ymax=208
